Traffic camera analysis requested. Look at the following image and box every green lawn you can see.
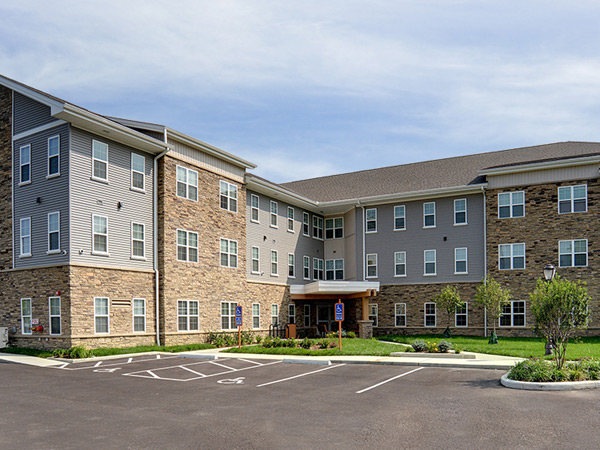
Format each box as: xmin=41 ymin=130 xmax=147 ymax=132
xmin=224 ymin=338 xmax=404 ymax=356
xmin=377 ymin=334 xmax=600 ymax=360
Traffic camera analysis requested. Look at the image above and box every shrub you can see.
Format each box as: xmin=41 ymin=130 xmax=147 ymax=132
xmin=318 ymin=339 xmax=331 ymax=349
xmin=508 ymin=360 xmax=555 ymax=382
xmin=241 ymin=331 xmax=254 ymax=345
xmin=255 ymin=335 xmax=263 ymax=344
xmin=437 ymin=340 xmax=452 ymax=353
xmin=426 ymin=341 xmax=438 ymax=353
xmin=66 ymin=346 xmax=93 ymax=359
xmin=272 ymin=337 xmax=284 ymax=348
xmin=301 ymin=337 xmax=312 ymax=349
xmin=262 ymin=336 xmax=274 ymax=348
xmin=224 ymin=334 xmax=236 ymax=347
xmin=412 ymin=339 xmax=427 ymax=352
xmin=453 ymin=345 xmax=462 ymax=354
xmin=283 ymin=338 xmax=296 ymax=348
xmin=346 ymin=331 xmax=357 ymax=339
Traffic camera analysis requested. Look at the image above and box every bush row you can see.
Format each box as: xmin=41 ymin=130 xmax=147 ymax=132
xmin=411 ymin=339 xmax=456 ymax=353
xmin=508 ymin=359 xmax=600 ymax=382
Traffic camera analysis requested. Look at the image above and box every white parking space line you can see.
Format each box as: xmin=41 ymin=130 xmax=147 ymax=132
xmin=94 ymin=361 xmax=102 ymax=367
xmin=179 ymin=366 xmax=206 ymax=376
xmin=57 ymin=354 xmax=180 ymax=371
xmin=146 ymin=371 xmax=160 ymax=379
xmin=256 ymin=364 xmax=346 ymax=388
xmin=209 ymin=361 xmax=236 ymax=371
xmin=238 ymin=358 xmax=264 ymax=366
xmin=355 ymin=367 xmax=424 ymax=394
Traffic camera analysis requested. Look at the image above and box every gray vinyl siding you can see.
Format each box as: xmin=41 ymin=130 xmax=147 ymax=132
xmin=246 ymin=190 xmax=323 ymax=284
xmin=356 ymin=194 xmax=485 ymax=284
xmin=13 ymin=92 xmax=57 ymax=135
xmin=13 ymin=123 xmax=70 ymax=268
xmin=69 ymin=127 xmax=154 ymax=270
xmin=323 ymin=209 xmax=357 ymax=281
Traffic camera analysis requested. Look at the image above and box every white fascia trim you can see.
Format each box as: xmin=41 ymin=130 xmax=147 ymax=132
xmin=246 ymin=176 xmax=320 ymax=212
xmin=290 ymin=281 xmax=380 ymax=296
xmin=0 ymin=75 xmax=64 ymax=113
xmin=479 ymin=156 xmax=600 ymax=176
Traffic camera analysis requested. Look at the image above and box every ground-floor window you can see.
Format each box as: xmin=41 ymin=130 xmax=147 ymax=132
xmin=271 ymin=304 xmax=279 ymax=326
xmin=49 ymin=296 xmax=61 ymax=335
xmin=500 ymin=300 xmax=526 ymax=327
xmin=395 ymin=303 xmax=406 ymax=327
xmin=21 ymin=298 xmax=32 ymax=335
xmin=304 ymin=304 xmax=311 ymax=327
xmin=368 ymin=304 xmax=378 ymax=327
xmin=133 ymin=298 xmax=146 ymax=332
xmin=288 ymin=304 xmax=296 ymax=324
xmin=221 ymin=301 xmax=238 ymax=330
xmin=455 ymin=302 xmax=468 ymax=327
xmin=424 ymin=302 xmax=436 ymax=327
xmin=94 ymin=297 xmax=109 ymax=334
xmin=178 ymin=300 xmax=199 ymax=331
xmin=252 ymin=303 xmax=260 ymax=329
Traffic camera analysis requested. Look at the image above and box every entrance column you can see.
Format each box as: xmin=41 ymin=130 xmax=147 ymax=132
xmin=357 ymin=296 xmax=373 ymax=339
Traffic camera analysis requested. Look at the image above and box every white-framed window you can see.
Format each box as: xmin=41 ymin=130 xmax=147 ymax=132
xmin=287 ymin=207 xmax=294 ymax=232
xmin=368 ymin=304 xmax=378 ymax=327
xmin=288 ymin=304 xmax=296 ymax=325
xmin=394 ymin=205 xmax=406 ymax=230
xmin=20 ymin=217 xmax=31 ymax=257
xmin=304 ymin=305 xmax=311 ymax=327
xmin=20 ymin=144 xmax=31 ymax=184
xmin=178 ymin=300 xmax=199 ymax=331
xmin=49 ymin=296 xmax=61 ymax=335
xmin=325 ymin=217 xmax=344 ymax=239
xmin=395 ymin=303 xmax=406 ymax=327
xmin=558 ymin=185 xmax=587 ymax=214
xmin=251 ymin=246 xmax=260 ymax=274
xmin=48 ymin=135 xmax=60 ymax=177
xmin=177 ymin=229 xmax=198 ymax=263
xmin=394 ymin=251 xmax=406 ymax=277
xmin=455 ymin=303 xmax=468 ymax=327
xmin=94 ymin=297 xmax=109 ymax=334
xmin=220 ymin=180 xmax=238 ymax=212
xmin=303 ymin=255 xmax=310 ymax=280
xmin=92 ymin=140 xmax=108 ymax=182
xmin=252 ymin=303 xmax=260 ymax=329
xmin=303 ymin=212 xmax=310 ymax=236
xmin=48 ymin=211 xmax=60 ymax=253
xmin=498 ymin=191 xmax=525 ymax=218
xmin=499 ymin=243 xmax=525 ymax=270
xmin=312 ymin=216 xmax=324 ymax=239
xmin=221 ymin=301 xmax=238 ymax=330
xmin=424 ymin=250 xmax=436 ymax=275
xmin=500 ymin=300 xmax=526 ymax=327
xmin=271 ymin=304 xmax=279 ymax=326
xmin=176 ymin=165 xmax=198 ymax=201
xmin=559 ymin=239 xmax=587 ymax=267
xmin=424 ymin=302 xmax=436 ymax=327
xmin=365 ymin=208 xmax=377 ymax=233
xmin=21 ymin=298 xmax=32 ymax=335
xmin=131 ymin=153 xmax=145 ymax=191
xmin=288 ymin=253 xmax=295 ymax=277
xmin=133 ymin=298 xmax=146 ymax=332
xmin=454 ymin=247 xmax=468 ymax=274
xmin=131 ymin=223 xmax=145 ymax=259
xmin=271 ymin=250 xmax=278 ymax=276
xmin=270 ymin=201 xmax=278 ymax=228
xmin=313 ymin=258 xmax=324 ymax=280
xmin=366 ymin=253 xmax=378 ymax=278
xmin=423 ymin=202 xmax=436 ymax=228
xmin=250 ymin=194 xmax=260 ymax=223
xmin=220 ymin=238 xmax=238 ymax=268
xmin=92 ymin=215 xmax=109 ymax=255
xmin=454 ymin=199 xmax=467 ymax=225
xmin=325 ymin=259 xmax=344 ymax=280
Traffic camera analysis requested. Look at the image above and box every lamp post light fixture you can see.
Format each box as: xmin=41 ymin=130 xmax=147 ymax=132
xmin=543 ymin=263 xmax=556 ymax=282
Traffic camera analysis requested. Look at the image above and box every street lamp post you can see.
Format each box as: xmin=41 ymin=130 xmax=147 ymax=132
xmin=543 ymin=263 xmax=556 ymax=355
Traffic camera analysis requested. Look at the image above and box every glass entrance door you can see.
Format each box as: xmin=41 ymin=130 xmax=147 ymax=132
xmin=317 ymin=305 xmax=335 ymax=331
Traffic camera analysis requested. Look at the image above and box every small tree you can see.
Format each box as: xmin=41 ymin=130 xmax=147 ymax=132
xmin=530 ymin=276 xmax=590 ymax=369
xmin=433 ymin=286 xmax=464 ymax=338
xmin=474 ymin=276 xmax=512 ymax=344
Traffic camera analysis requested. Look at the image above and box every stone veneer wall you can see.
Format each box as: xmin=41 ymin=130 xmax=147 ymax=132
xmin=0 ymin=86 xmax=12 ymax=270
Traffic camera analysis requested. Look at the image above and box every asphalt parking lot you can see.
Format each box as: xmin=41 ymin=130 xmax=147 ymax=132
xmin=1 ymin=356 xmax=600 ymax=449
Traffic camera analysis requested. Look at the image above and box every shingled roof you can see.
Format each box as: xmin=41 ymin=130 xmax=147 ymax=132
xmin=279 ymin=142 xmax=600 ymax=203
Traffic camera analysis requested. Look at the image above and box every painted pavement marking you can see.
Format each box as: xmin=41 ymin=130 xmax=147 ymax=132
xmin=256 ymin=364 xmax=346 ymax=388
xmin=56 ymin=354 xmax=180 ymax=371
xmin=355 ymin=367 xmax=425 ymax=394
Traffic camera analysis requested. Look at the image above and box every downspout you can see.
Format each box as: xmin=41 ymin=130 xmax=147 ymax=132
xmin=482 ymin=186 xmax=487 ymax=338
xmin=358 ymin=200 xmax=365 ymax=281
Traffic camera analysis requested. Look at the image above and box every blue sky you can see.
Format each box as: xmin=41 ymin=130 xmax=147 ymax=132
xmin=2 ymin=1 xmax=600 ymax=183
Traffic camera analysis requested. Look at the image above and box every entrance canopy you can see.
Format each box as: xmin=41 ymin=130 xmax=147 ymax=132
xmin=290 ymin=281 xmax=380 ymax=300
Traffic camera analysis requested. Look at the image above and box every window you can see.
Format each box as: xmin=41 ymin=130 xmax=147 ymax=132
xmin=312 ymin=216 xmax=323 ymax=239
xmin=394 ymin=205 xmax=406 ymax=230
xmin=499 ymin=243 xmax=525 ymax=270
xmin=94 ymin=297 xmax=109 ymax=334
xmin=304 ymin=305 xmax=311 ymax=327
xmin=289 ymin=304 xmax=296 ymax=325
xmin=48 ymin=212 xmax=60 ymax=253
xmin=21 ymin=298 xmax=32 ymax=335
xmin=177 ymin=230 xmax=198 ymax=262
xmin=325 ymin=259 xmax=344 ymax=280
xmin=220 ymin=180 xmax=238 ymax=212
xmin=20 ymin=217 xmax=31 ymax=257
xmin=455 ymin=247 xmax=468 ymax=274
xmin=92 ymin=140 xmax=108 ymax=181
xmin=271 ymin=250 xmax=278 ymax=276
xmin=455 ymin=303 xmax=468 ymax=327
xmin=288 ymin=253 xmax=295 ymax=277
xmin=424 ymin=250 xmax=436 ymax=275
xmin=558 ymin=185 xmax=587 ymax=214
xmin=20 ymin=144 xmax=31 ymax=184
xmin=250 ymin=194 xmax=260 ymax=222
xmin=271 ymin=304 xmax=279 ymax=326
xmin=221 ymin=301 xmax=238 ymax=330
xmin=424 ymin=302 xmax=436 ymax=327
xmin=252 ymin=303 xmax=260 ymax=329
xmin=287 ymin=207 xmax=294 ymax=232
xmin=395 ymin=303 xmax=406 ymax=327
xmin=133 ymin=298 xmax=146 ymax=332
xmin=500 ymin=300 xmax=526 ymax=327
xmin=178 ymin=300 xmax=199 ymax=331
xmin=220 ymin=238 xmax=238 ymax=268
xmin=559 ymin=240 xmax=587 ymax=267
xmin=423 ymin=202 xmax=436 ymax=228
xmin=303 ymin=256 xmax=310 ymax=280
xmin=313 ymin=258 xmax=324 ymax=280
xmin=176 ymin=166 xmax=198 ymax=201
xmin=131 ymin=223 xmax=145 ymax=259
xmin=48 ymin=135 xmax=60 ymax=177
xmin=92 ymin=215 xmax=108 ymax=255
xmin=325 ymin=217 xmax=344 ymax=239
xmin=49 ymin=297 xmax=61 ymax=335
xmin=251 ymin=247 xmax=260 ymax=274
xmin=498 ymin=191 xmax=524 ymax=218
xmin=303 ymin=212 xmax=310 ymax=236
xmin=394 ymin=252 xmax=406 ymax=277
xmin=270 ymin=201 xmax=278 ymax=228
xmin=131 ymin=153 xmax=145 ymax=191
xmin=368 ymin=304 xmax=378 ymax=327
xmin=366 ymin=254 xmax=377 ymax=278
xmin=365 ymin=208 xmax=377 ymax=233
xmin=454 ymin=199 xmax=467 ymax=225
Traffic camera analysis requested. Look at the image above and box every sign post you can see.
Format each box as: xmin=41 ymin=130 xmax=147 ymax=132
xmin=235 ymin=306 xmax=243 ymax=348
xmin=335 ymin=300 xmax=344 ymax=351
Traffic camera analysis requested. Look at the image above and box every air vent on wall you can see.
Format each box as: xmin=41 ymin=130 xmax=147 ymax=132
xmin=111 ymin=299 xmax=131 ymax=308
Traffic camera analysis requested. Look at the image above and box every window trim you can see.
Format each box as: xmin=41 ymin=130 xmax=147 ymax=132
xmin=423 ymin=202 xmax=436 ymax=228
xmin=424 ymin=249 xmax=437 ymax=276
xmin=220 ymin=238 xmax=238 ymax=268
xmin=252 ymin=303 xmax=260 ymax=329
xmin=132 ymin=298 xmax=146 ymax=333
xmin=47 ymin=135 xmax=60 ymax=178
xmin=271 ymin=250 xmax=278 ymax=276
xmin=288 ymin=253 xmax=295 ymax=278
xmin=47 ymin=211 xmax=60 ymax=254
xmin=94 ymin=297 xmax=110 ymax=334
xmin=303 ymin=255 xmax=310 ymax=280
xmin=394 ymin=205 xmax=406 ymax=231
xmin=455 ymin=302 xmax=468 ymax=328
xmin=251 ymin=246 xmax=260 ymax=274
xmin=20 ymin=217 xmax=31 ymax=257
xmin=220 ymin=301 xmax=238 ymax=331
xmin=368 ymin=303 xmax=378 ymax=327
xmin=288 ymin=304 xmax=296 ymax=325
xmin=270 ymin=201 xmax=278 ymax=228
xmin=178 ymin=300 xmax=200 ymax=332
xmin=499 ymin=243 xmax=526 ymax=270
xmin=424 ymin=302 xmax=437 ymax=327
xmin=49 ymin=296 xmax=61 ymax=335
xmin=454 ymin=198 xmax=467 ymax=226
xmin=303 ymin=212 xmax=310 ymax=237
xmin=312 ymin=216 xmax=324 ymax=240
xmin=499 ymin=300 xmax=526 ymax=327
xmin=176 ymin=165 xmax=198 ymax=202
xmin=19 ymin=144 xmax=31 ymax=185
xmin=250 ymin=194 xmax=260 ymax=223
xmin=325 ymin=217 xmax=344 ymax=239
xmin=21 ymin=298 xmax=32 ymax=335
xmin=287 ymin=207 xmax=295 ymax=232
xmin=454 ymin=247 xmax=468 ymax=275
xmin=366 ymin=253 xmax=378 ymax=278
xmin=91 ymin=140 xmax=109 ymax=183
xmin=558 ymin=239 xmax=588 ymax=268
xmin=395 ymin=303 xmax=407 ymax=327
xmin=498 ymin=191 xmax=525 ymax=219
xmin=131 ymin=153 xmax=146 ymax=192
xmin=219 ymin=180 xmax=238 ymax=213
xmin=271 ymin=304 xmax=279 ymax=326
xmin=176 ymin=229 xmax=199 ymax=263
xmin=394 ymin=251 xmax=407 ymax=277
xmin=365 ymin=208 xmax=377 ymax=234
xmin=131 ymin=222 xmax=146 ymax=260
xmin=92 ymin=215 xmax=109 ymax=256
xmin=304 ymin=304 xmax=311 ymax=327
xmin=325 ymin=259 xmax=344 ymax=280
xmin=313 ymin=257 xmax=324 ymax=280
xmin=558 ymin=185 xmax=587 ymax=214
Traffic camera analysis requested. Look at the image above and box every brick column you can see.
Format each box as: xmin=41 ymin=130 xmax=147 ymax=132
xmin=357 ymin=320 xmax=373 ymax=339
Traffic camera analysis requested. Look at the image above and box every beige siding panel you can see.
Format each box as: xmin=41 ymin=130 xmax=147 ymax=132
xmin=344 ymin=209 xmax=357 ymax=281
xmin=168 ymin=140 xmax=244 ymax=183
xmin=488 ymin=164 xmax=600 ymax=189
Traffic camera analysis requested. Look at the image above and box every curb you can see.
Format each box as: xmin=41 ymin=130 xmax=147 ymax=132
xmin=282 ymin=358 xmax=331 ymax=365
xmin=390 ymin=352 xmax=475 ymax=359
xmin=179 ymin=353 xmax=218 ymax=361
xmin=500 ymin=373 xmax=600 ymax=391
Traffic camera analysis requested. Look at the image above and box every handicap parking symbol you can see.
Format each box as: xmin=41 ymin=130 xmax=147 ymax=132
xmin=217 ymin=377 xmax=245 ymax=385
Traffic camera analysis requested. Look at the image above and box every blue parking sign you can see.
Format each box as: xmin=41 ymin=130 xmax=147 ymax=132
xmin=235 ymin=306 xmax=242 ymax=327
xmin=335 ymin=303 xmax=344 ymax=321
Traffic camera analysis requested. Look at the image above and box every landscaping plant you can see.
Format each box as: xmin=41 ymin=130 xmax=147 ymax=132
xmin=432 ymin=285 xmax=464 ymax=338
xmin=474 ymin=275 xmax=512 ymax=344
